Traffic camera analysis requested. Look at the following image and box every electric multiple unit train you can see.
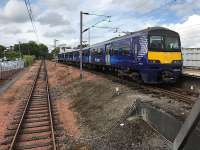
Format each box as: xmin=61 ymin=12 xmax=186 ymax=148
xmin=58 ymin=27 xmax=183 ymax=84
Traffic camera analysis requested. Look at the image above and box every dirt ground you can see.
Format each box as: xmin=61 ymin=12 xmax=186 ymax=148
xmin=47 ymin=61 xmax=175 ymax=150
xmin=0 ymin=60 xmax=193 ymax=149
xmin=0 ymin=61 xmax=40 ymax=143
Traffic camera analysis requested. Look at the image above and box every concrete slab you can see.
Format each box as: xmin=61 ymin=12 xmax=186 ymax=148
xmin=183 ymin=68 xmax=200 ymax=78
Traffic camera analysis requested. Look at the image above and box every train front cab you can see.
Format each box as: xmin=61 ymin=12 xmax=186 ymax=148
xmin=141 ymin=29 xmax=182 ymax=84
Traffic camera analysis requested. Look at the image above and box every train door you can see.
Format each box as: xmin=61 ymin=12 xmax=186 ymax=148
xmin=132 ymin=38 xmax=139 ymax=63
xmin=105 ymin=43 xmax=111 ymax=65
xmin=89 ymin=48 xmax=91 ymax=63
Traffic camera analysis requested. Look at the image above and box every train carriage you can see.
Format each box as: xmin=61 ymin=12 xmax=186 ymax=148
xmin=58 ymin=27 xmax=182 ymax=84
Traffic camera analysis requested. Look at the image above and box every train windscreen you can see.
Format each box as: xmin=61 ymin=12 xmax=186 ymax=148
xmin=149 ymin=35 xmax=181 ymax=51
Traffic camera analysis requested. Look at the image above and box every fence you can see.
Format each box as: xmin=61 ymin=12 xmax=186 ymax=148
xmin=0 ymin=60 xmax=24 ymax=80
xmin=182 ymin=48 xmax=200 ymax=68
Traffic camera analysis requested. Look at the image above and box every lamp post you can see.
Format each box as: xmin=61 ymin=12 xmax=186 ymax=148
xmin=19 ymin=41 xmax=22 ymax=59
xmin=54 ymin=39 xmax=59 ymax=66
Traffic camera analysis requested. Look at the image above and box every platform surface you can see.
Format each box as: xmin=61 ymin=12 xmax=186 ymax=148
xmin=183 ymin=67 xmax=200 ymax=77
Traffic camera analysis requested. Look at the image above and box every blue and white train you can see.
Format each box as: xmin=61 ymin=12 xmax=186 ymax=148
xmin=58 ymin=27 xmax=182 ymax=84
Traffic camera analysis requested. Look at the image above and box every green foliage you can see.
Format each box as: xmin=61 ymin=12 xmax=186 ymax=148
xmin=0 ymin=41 xmax=49 ymax=61
xmin=0 ymin=45 xmax=6 ymax=58
xmin=51 ymin=48 xmax=60 ymax=56
xmin=23 ymin=55 xmax=35 ymax=66
xmin=14 ymin=41 xmax=49 ymax=58
xmin=5 ymin=51 xmax=21 ymax=60
xmin=76 ymin=44 xmax=89 ymax=49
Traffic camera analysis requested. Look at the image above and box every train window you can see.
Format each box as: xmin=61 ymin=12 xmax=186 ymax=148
xmin=121 ymin=44 xmax=130 ymax=56
xmin=113 ymin=40 xmax=130 ymax=56
xmin=150 ymin=36 xmax=164 ymax=49
xmin=122 ymin=50 xmax=129 ymax=55
xmin=112 ymin=43 xmax=119 ymax=55
xmin=112 ymin=49 xmax=118 ymax=55
xmin=92 ymin=49 xmax=95 ymax=55
xmin=165 ymin=36 xmax=180 ymax=50
xmin=97 ymin=48 xmax=103 ymax=56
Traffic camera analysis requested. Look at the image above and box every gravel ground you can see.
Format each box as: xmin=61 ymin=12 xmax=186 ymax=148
xmin=0 ymin=61 xmax=197 ymax=149
xmin=46 ymin=61 xmax=180 ymax=149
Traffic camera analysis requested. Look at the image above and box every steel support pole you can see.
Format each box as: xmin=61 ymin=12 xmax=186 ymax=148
xmin=88 ymin=28 xmax=90 ymax=46
xmin=80 ymin=11 xmax=83 ymax=79
xmin=19 ymin=42 xmax=22 ymax=59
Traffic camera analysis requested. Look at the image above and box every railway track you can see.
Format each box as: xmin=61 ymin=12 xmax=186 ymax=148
xmin=82 ymin=66 xmax=199 ymax=105
xmin=113 ymin=77 xmax=198 ymax=105
xmin=2 ymin=60 xmax=56 ymax=150
xmin=62 ymin=63 xmax=199 ymax=105
xmin=144 ymin=85 xmax=198 ymax=105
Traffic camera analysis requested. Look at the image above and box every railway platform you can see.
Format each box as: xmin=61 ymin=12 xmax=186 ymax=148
xmin=183 ymin=67 xmax=200 ymax=78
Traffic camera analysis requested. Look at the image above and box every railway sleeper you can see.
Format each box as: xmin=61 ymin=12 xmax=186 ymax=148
xmin=31 ymin=95 xmax=47 ymax=98
xmin=24 ymin=117 xmax=49 ymax=123
xmin=15 ymin=140 xmax=52 ymax=150
xmin=22 ymin=122 xmax=50 ymax=129
xmin=20 ymin=127 xmax=51 ymax=135
xmin=6 ymin=121 xmax=49 ymax=131
xmin=28 ymin=107 xmax=49 ymax=111
xmin=26 ymin=110 xmax=49 ymax=115
xmin=27 ymin=109 xmax=49 ymax=113
xmin=30 ymin=102 xmax=48 ymax=105
xmin=23 ymin=120 xmax=51 ymax=128
xmin=33 ymin=91 xmax=47 ymax=94
xmin=30 ymin=98 xmax=48 ymax=101
xmin=17 ymin=134 xmax=51 ymax=143
xmin=25 ymin=113 xmax=49 ymax=119
xmin=29 ymin=105 xmax=48 ymax=109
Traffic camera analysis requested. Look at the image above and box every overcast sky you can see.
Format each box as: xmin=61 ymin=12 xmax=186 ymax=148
xmin=0 ymin=0 xmax=199 ymax=49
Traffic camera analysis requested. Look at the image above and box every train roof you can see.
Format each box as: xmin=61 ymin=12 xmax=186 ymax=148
xmin=83 ymin=27 xmax=178 ymax=49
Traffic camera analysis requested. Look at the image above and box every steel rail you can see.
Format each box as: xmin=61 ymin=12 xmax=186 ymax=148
xmin=144 ymin=85 xmax=196 ymax=105
xmin=44 ymin=60 xmax=57 ymax=150
xmin=9 ymin=61 xmax=43 ymax=150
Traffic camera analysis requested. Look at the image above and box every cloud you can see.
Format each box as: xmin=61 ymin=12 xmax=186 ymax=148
xmin=0 ymin=27 xmax=22 ymax=34
xmin=0 ymin=0 xmax=199 ymax=49
xmin=166 ymin=15 xmax=200 ymax=48
xmin=170 ymin=0 xmax=200 ymax=16
xmin=26 ymin=29 xmax=34 ymax=33
xmin=43 ymin=28 xmax=75 ymax=38
xmin=0 ymin=0 xmax=28 ymax=24
xmin=111 ymin=0 xmax=166 ymax=13
xmin=37 ymin=11 xmax=70 ymax=27
xmin=42 ymin=0 xmax=79 ymax=10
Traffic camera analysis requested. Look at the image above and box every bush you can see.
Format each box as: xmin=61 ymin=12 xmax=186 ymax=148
xmin=23 ymin=55 xmax=35 ymax=66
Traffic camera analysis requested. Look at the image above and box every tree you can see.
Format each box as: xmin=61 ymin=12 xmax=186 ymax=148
xmin=14 ymin=41 xmax=49 ymax=58
xmin=0 ymin=45 xmax=6 ymax=58
xmin=38 ymin=43 xmax=48 ymax=57
xmin=76 ymin=44 xmax=89 ymax=49
xmin=5 ymin=51 xmax=20 ymax=60
xmin=51 ymin=48 xmax=60 ymax=57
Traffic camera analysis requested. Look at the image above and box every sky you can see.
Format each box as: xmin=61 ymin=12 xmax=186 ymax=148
xmin=0 ymin=0 xmax=199 ymax=50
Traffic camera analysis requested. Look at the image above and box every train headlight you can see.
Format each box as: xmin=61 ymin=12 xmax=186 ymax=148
xmin=172 ymin=60 xmax=182 ymax=65
xmin=148 ymin=60 xmax=160 ymax=64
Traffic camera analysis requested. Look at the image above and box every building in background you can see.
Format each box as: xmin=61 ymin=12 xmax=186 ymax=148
xmin=182 ymin=48 xmax=200 ymax=67
xmin=58 ymin=44 xmax=76 ymax=54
